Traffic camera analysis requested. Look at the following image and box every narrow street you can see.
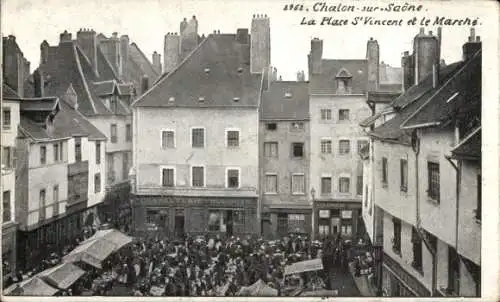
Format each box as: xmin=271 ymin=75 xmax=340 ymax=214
xmin=328 ymin=264 xmax=361 ymax=296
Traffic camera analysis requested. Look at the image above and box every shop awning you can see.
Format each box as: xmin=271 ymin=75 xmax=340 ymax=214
xmin=284 ymin=258 xmax=323 ymax=276
xmin=63 ymin=239 xmax=116 ymax=269
xmin=83 ymin=228 xmax=133 ymax=252
xmin=3 ymin=277 xmax=59 ymax=296
xmin=38 ymin=262 xmax=86 ymax=290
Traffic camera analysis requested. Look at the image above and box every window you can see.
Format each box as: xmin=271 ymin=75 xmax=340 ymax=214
xmin=357 ymin=175 xmax=363 ymax=195
xmin=341 ymin=225 xmax=353 ymax=236
xmin=2 ymin=147 xmax=11 ymax=169
xmin=290 ymin=122 xmax=304 ymax=131
xmin=288 ymin=214 xmax=305 ymax=233
xmin=109 ymin=97 xmax=117 ymax=113
xmin=96 ymin=142 xmax=101 ymax=164
xmin=227 ymin=130 xmax=240 ymax=147
xmin=75 ymin=137 xmax=82 ymax=162
xmin=277 ymin=213 xmax=288 ymax=236
xmin=60 ymin=143 xmax=64 ymax=162
xmin=227 ymin=169 xmax=240 ymax=188
xmin=39 ymin=189 xmax=46 ymax=219
xmin=320 ymin=109 xmax=332 ymax=120
xmin=292 ymin=174 xmax=305 ymax=194
xmin=339 ymin=140 xmax=350 ymax=155
xmin=53 ymin=185 xmax=59 ymax=203
xmin=427 ymin=162 xmax=440 ymax=202
xmin=382 ymin=157 xmax=388 ymax=185
xmin=161 ymin=130 xmax=175 ymax=149
xmin=264 ymin=142 xmax=278 ymax=157
xmin=339 ymin=177 xmax=350 ymax=193
xmin=3 ymin=191 xmax=11 ymax=222
xmin=292 ymin=143 xmax=304 ymax=157
xmin=476 ymin=174 xmax=481 ymax=221
xmin=357 ymin=140 xmax=368 ymax=153
xmin=2 ymin=108 xmax=11 ymax=129
xmin=208 ymin=211 xmax=222 ymax=231
xmin=107 ymin=154 xmax=115 ymax=183
xmin=411 ymin=227 xmax=423 ymax=272
xmin=265 ymin=174 xmax=278 ymax=193
xmin=110 ymin=124 xmax=117 ymax=143
xmin=321 ymin=177 xmax=332 ymax=195
xmin=40 ymin=145 xmax=47 ymax=165
xmin=53 ymin=143 xmax=59 ymax=162
xmin=191 ymin=166 xmax=205 ymax=187
xmin=162 ymin=168 xmax=174 ymax=187
xmin=191 ymin=128 xmax=205 ymax=148
xmin=339 ymin=109 xmax=350 ymax=121
xmin=94 ymin=173 xmax=101 ymax=193
xmin=392 ymin=218 xmax=401 ymax=255
xmin=321 ymin=139 xmax=332 ymax=154
xmin=266 ymin=123 xmax=277 ymax=131
xmin=400 ymin=159 xmax=408 ymax=192
xmin=336 ymin=78 xmax=352 ymax=94
xmin=126 ymin=124 xmax=132 ymax=142
xmin=122 ymin=152 xmax=129 ymax=181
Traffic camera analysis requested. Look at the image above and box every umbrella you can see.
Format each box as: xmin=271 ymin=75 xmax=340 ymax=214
xmin=38 ymin=262 xmax=86 ymax=290
xmin=3 ymin=277 xmax=59 ymax=296
xmin=63 ymin=239 xmax=117 ymax=269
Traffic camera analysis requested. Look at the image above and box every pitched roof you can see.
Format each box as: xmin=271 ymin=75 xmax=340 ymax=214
xmin=451 ymin=126 xmax=480 ymax=160
xmin=128 ymin=43 xmax=159 ymax=80
xmin=19 ymin=99 xmax=106 ymax=141
xmin=2 ymin=83 xmax=20 ymax=99
xmin=261 ymin=81 xmax=309 ymax=120
xmin=20 ymin=97 xmax=59 ymax=111
xmin=401 ymin=50 xmax=481 ymax=129
xmin=133 ymin=34 xmax=261 ymax=108
xmin=309 ymin=59 xmax=368 ymax=95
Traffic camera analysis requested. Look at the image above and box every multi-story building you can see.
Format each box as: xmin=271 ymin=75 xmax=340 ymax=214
xmin=307 ymin=36 xmax=401 ymax=240
xmin=362 ymin=27 xmax=481 ymax=297
xmin=132 ymin=15 xmax=270 ymax=238
xmin=260 ymin=78 xmax=311 ymax=238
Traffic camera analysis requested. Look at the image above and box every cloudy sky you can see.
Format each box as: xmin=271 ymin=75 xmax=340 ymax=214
xmin=1 ymin=0 xmax=494 ymax=80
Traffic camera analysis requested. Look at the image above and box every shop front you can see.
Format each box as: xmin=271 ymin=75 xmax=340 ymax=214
xmin=2 ymin=222 xmax=17 ymax=286
xmin=262 ymin=205 xmax=312 ymax=239
xmin=313 ymin=200 xmax=362 ymax=240
xmin=132 ymin=195 xmax=258 ymax=239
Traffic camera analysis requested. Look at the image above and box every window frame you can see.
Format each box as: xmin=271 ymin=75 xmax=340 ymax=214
xmin=338 ymin=109 xmax=350 ymax=121
xmin=320 ymin=138 xmax=333 ymax=154
xmin=400 ymin=158 xmax=408 ymax=192
xmin=75 ymin=137 xmax=82 ymax=162
xmin=161 ymin=129 xmax=176 ymax=149
xmin=264 ymin=173 xmax=278 ymax=194
xmin=382 ymin=157 xmax=388 ymax=186
xmin=292 ymin=142 xmax=304 ymax=158
xmin=190 ymin=127 xmax=206 ymax=148
xmin=339 ymin=176 xmax=350 ymax=193
xmin=125 ymin=124 xmax=132 ymax=142
xmin=266 ymin=123 xmax=277 ymax=131
xmin=191 ymin=165 xmax=206 ymax=187
xmin=427 ymin=161 xmax=440 ymax=203
xmin=338 ymin=139 xmax=351 ymax=155
xmin=94 ymin=173 xmax=101 ymax=193
xmin=264 ymin=142 xmax=279 ymax=158
xmin=356 ymin=175 xmax=363 ymax=196
xmin=110 ymin=124 xmax=118 ymax=143
xmin=53 ymin=185 xmax=59 ymax=203
xmin=320 ymin=108 xmax=332 ymax=121
xmin=160 ymin=166 xmax=176 ymax=187
xmin=226 ymin=167 xmax=241 ymax=189
xmin=40 ymin=145 xmax=47 ymax=165
xmin=2 ymin=107 xmax=11 ymax=129
xmin=291 ymin=173 xmax=306 ymax=195
xmin=53 ymin=143 xmax=59 ymax=162
xmin=225 ymin=128 xmax=241 ymax=148
xmin=2 ymin=190 xmax=11 ymax=223
xmin=321 ymin=175 xmax=332 ymax=195
xmin=392 ymin=217 xmax=402 ymax=255
xmin=96 ymin=142 xmax=101 ymax=165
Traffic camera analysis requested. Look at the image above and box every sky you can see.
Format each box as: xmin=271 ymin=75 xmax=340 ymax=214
xmin=1 ymin=0 xmax=492 ymax=80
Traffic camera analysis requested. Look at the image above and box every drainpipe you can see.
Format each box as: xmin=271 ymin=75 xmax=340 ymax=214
xmin=412 ymin=129 xmax=437 ymax=296
xmin=445 ymin=155 xmax=460 ymax=251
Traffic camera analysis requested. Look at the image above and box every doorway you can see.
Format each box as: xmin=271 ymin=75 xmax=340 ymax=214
xmin=174 ymin=210 xmax=185 ymax=239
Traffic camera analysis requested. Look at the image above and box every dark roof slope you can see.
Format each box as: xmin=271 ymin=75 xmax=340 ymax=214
xmin=3 ymin=83 xmax=20 ymax=99
xmin=309 ymin=59 xmax=368 ymax=95
xmin=128 ymin=43 xmax=159 ymax=80
xmin=133 ymin=34 xmax=261 ymax=108
xmin=402 ymin=50 xmax=481 ymax=128
xmin=20 ymin=98 xmax=59 ymax=111
xmin=261 ymin=81 xmax=309 ymax=120
xmin=451 ymin=127 xmax=480 ymax=160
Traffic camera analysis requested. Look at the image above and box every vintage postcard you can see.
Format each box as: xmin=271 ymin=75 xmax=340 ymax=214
xmin=0 ymin=0 xmax=498 ymax=301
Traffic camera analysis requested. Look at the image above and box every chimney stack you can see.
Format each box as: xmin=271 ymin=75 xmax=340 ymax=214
xmin=250 ymin=14 xmax=271 ymax=74
xmin=297 ymin=70 xmax=305 ymax=82
xmin=33 ymin=68 xmax=44 ymax=97
xmin=412 ymin=28 xmax=439 ymax=85
xmin=236 ymin=28 xmax=249 ymax=44
xmin=309 ymin=38 xmax=323 ymax=75
xmin=401 ymin=51 xmax=414 ymax=91
xmin=152 ymin=51 xmax=162 ymax=74
xmin=141 ymin=75 xmax=149 ymax=94
xmin=366 ymin=37 xmax=380 ymax=91
xmin=462 ymin=28 xmax=481 ymax=61
xmin=59 ymin=30 xmax=72 ymax=44
xmin=119 ymin=35 xmax=129 ymax=80
xmin=77 ymin=28 xmax=98 ymax=76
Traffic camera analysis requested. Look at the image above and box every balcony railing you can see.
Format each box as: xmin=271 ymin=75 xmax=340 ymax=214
xmin=136 ymin=185 xmax=258 ymax=198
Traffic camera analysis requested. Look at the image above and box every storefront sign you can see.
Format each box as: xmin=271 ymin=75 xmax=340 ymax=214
xmin=341 ymin=210 xmax=353 ymax=219
xmin=319 ymin=210 xmax=330 ymax=218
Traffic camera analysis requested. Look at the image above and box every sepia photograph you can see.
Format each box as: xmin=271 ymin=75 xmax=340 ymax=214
xmin=0 ymin=0 xmax=498 ymax=300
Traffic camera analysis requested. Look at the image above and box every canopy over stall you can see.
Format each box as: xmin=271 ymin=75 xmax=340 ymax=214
xmin=284 ymin=258 xmax=323 ymax=276
xmin=82 ymin=228 xmax=133 ymax=252
xmin=3 ymin=277 xmax=59 ymax=296
xmin=38 ymin=262 xmax=86 ymax=290
xmin=63 ymin=238 xmax=116 ymax=269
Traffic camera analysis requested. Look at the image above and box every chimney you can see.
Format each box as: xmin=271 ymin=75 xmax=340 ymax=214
xmin=120 ymin=35 xmax=129 ymax=80
xmin=297 ymin=70 xmax=305 ymax=81
xmin=462 ymin=28 xmax=481 ymax=61
xmin=141 ymin=75 xmax=149 ymax=94
xmin=250 ymin=14 xmax=271 ymax=74
xmin=236 ymin=28 xmax=249 ymax=44
xmin=310 ymin=38 xmax=323 ymax=75
xmin=413 ymin=28 xmax=439 ymax=85
xmin=152 ymin=51 xmax=162 ymax=74
xmin=164 ymin=33 xmax=180 ymax=74
xmin=76 ymin=28 xmax=98 ymax=75
xmin=366 ymin=37 xmax=380 ymax=91
xmin=40 ymin=40 xmax=49 ymax=64
xmin=401 ymin=51 xmax=413 ymax=91
xmin=33 ymin=68 xmax=44 ymax=97
xmin=59 ymin=30 xmax=72 ymax=44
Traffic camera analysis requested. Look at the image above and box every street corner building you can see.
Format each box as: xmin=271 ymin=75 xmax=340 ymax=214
xmin=360 ymin=28 xmax=481 ymax=297
xmin=130 ymin=15 xmax=272 ymax=239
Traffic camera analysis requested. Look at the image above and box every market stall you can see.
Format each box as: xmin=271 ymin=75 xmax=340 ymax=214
xmin=38 ymin=262 xmax=86 ymax=290
xmin=3 ymin=276 xmax=59 ymax=296
xmin=63 ymin=238 xmax=117 ymax=269
xmin=236 ymin=279 xmax=278 ymax=296
xmin=82 ymin=228 xmax=133 ymax=252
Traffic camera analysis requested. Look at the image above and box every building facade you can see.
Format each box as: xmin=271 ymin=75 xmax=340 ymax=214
xmin=362 ymin=28 xmax=481 ymax=297
xmin=259 ymin=80 xmax=311 ymax=238
xmin=132 ymin=15 xmax=270 ymax=238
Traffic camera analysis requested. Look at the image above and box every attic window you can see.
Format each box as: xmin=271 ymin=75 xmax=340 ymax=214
xmin=233 ymin=97 xmax=240 ymax=102
xmin=237 ymin=67 xmax=243 ymax=73
xmin=204 ymin=68 xmax=210 ymax=74
xmin=284 ymin=92 xmax=292 ymax=98
xmin=168 ymin=96 xmax=175 ymax=102
xmin=198 ymin=97 xmax=205 ymax=102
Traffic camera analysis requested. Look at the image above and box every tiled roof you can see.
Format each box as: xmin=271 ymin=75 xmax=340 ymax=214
xmin=19 ymin=99 xmax=106 ymax=141
xmin=117 ymin=83 xmax=134 ymax=95
xmin=128 ymin=43 xmax=159 ymax=81
xmin=402 ymin=50 xmax=481 ymax=129
xmin=2 ymin=83 xmax=20 ymax=99
xmin=20 ymin=97 xmax=59 ymax=111
xmin=451 ymin=127 xmax=480 ymax=160
xmin=133 ymin=34 xmax=261 ymax=108
xmin=261 ymin=81 xmax=309 ymax=120
xmin=92 ymin=81 xmax=115 ymax=96
xmin=309 ymin=59 xmax=368 ymax=95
